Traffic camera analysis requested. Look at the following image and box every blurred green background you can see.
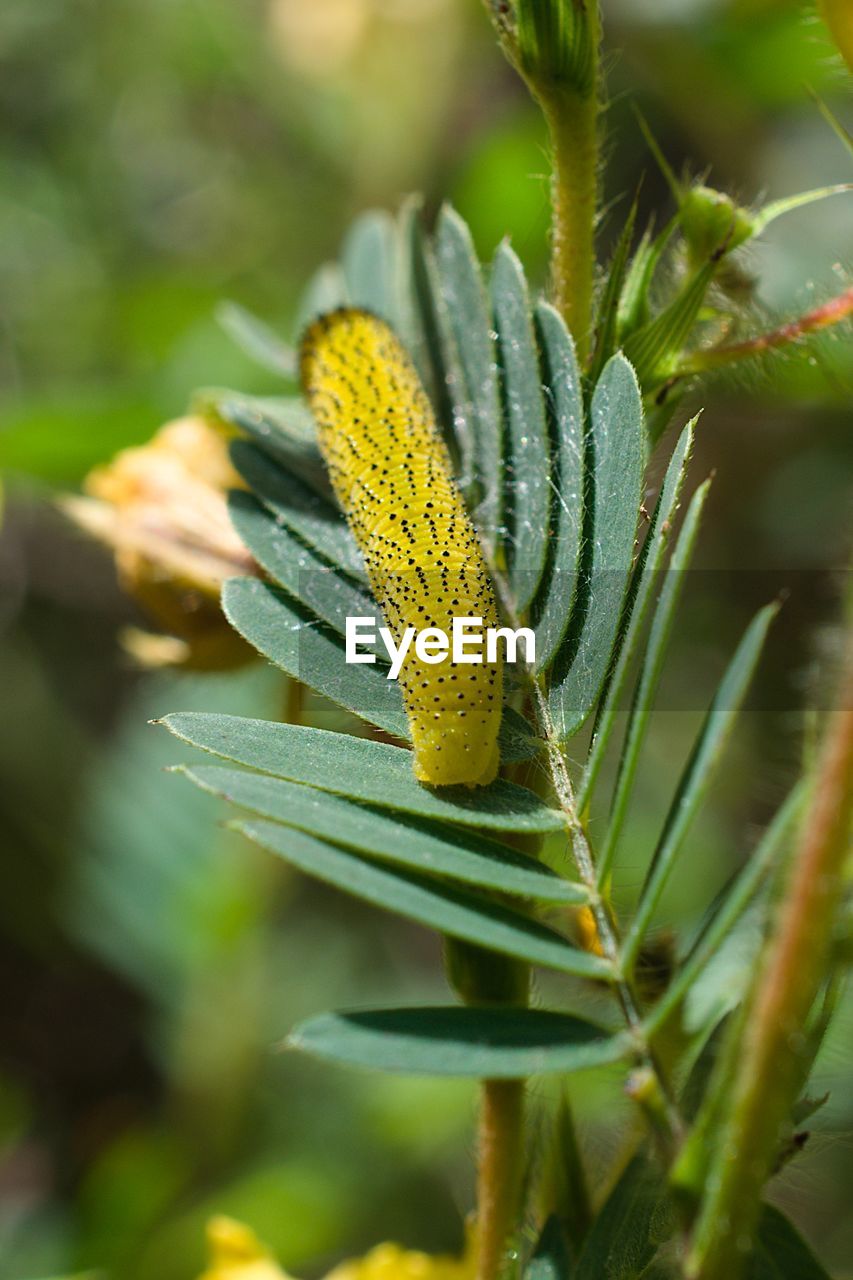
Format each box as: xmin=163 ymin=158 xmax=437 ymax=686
xmin=1 ymin=1 xmax=851 ymax=1276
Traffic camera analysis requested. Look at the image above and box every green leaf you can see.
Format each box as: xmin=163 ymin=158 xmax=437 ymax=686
xmin=230 ymin=440 xmax=366 ymax=581
xmin=526 ymin=1217 xmax=575 ymax=1280
xmin=500 ymin=707 xmax=542 ymax=763
xmin=621 ymin=602 xmax=778 ymax=972
xmin=624 ymin=260 xmax=716 ymax=390
xmin=575 ymin=1157 xmax=672 ymax=1280
xmin=294 ymin=261 xmax=348 ymax=338
xmin=289 ymin=1006 xmax=626 ymax=1078
xmin=492 ymin=242 xmax=551 ymax=613
xmin=396 ymin=218 xmax=473 ymax=497
xmin=589 ymin=193 xmax=639 ymax=385
xmin=618 ymin=216 xmax=677 ymax=340
xmin=228 ymin=491 xmax=381 ymax=644
xmin=161 ymin=713 xmax=564 ymax=832
xmin=341 ymin=209 xmax=400 ymax=322
xmin=395 ymin=202 xmax=448 ymax=418
xmin=580 ymin=418 xmax=697 ymax=810
xmin=747 ymin=1205 xmax=831 ymax=1280
xmin=531 ymin=303 xmax=584 ymax=672
xmin=548 ymin=355 xmax=645 ymax=740
xmin=181 ymin=763 xmax=585 ymax=903
xmin=434 ymin=204 xmax=503 ymax=549
xmin=222 ymin=577 xmax=409 ymax=737
xmin=750 ymin=184 xmax=852 ymax=239
xmin=205 ymin=391 xmax=331 ymax=498
xmin=645 ymin=781 xmax=805 ymax=1036
xmin=216 ymin=301 xmax=296 ymax=378
xmin=238 ymin=821 xmax=613 ymax=979
xmin=596 ymin=478 xmax=711 ymax=886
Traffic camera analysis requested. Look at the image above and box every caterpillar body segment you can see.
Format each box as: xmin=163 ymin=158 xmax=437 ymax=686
xmin=300 ymin=308 xmax=502 ymax=787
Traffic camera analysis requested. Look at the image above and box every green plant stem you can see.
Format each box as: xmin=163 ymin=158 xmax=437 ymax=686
xmin=477 ymin=1079 xmax=525 ymax=1280
xmin=530 ymin=678 xmax=684 ymax=1153
xmin=481 ymin=1 xmax=601 ymax=361
xmin=488 ymin=549 xmax=683 ymax=1154
xmin=540 ymin=87 xmax=599 ymax=361
xmin=679 ymin=284 xmax=853 ymax=375
xmin=683 ymin=629 xmax=853 ymax=1280
xmin=445 ymin=932 xmax=528 ymax=1280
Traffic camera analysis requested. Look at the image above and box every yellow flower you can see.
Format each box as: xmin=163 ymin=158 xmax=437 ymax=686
xmin=324 ymin=1239 xmax=476 ymax=1280
xmin=197 ymin=1218 xmax=477 ymax=1280
xmin=62 ymin=416 xmax=257 ymax=669
xmin=199 ymin=1217 xmax=292 ymax=1280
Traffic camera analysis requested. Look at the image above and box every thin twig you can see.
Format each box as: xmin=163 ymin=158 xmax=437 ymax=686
xmin=477 ymin=1080 xmax=525 ymax=1280
xmin=679 ymin=284 xmax=853 ymax=375
xmin=530 ymin=678 xmax=685 ymax=1150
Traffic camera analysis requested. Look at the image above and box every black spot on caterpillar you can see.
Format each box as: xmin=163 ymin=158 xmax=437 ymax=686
xmin=300 ymin=308 xmax=502 ymax=786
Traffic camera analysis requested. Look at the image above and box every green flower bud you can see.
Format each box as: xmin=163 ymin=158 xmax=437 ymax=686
xmin=515 ymin=0 xmax=597 ymax=96
xmin=679 ymin=185 xmax=755 ymax=267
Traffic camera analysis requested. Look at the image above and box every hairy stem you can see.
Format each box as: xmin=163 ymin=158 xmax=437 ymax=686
xmin=531 ymin=679 xmax=684 ymax=1151
xmin=477 ymin=1079 xmax=525 ymax=1280
xmin=481 ymin=1 xmax=601 ymax=361
xmin=541 ymin=86 xmax=599 ymax=361
xmin=445 ymin=933 xmax=527 ymax=1280
xmin=684 ymin=627 xmax=853 ymax=1280
xmin=680 ymin=284 xmax=853 ymax=374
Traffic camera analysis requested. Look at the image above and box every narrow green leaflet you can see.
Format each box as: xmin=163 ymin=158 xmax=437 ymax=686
xmin=228 ymin=491 xmax=381 ymax=645
xmin=750 ymin=184 xmax=852 ymax=239
xmin=526 ymin=1218 xmax=574 ymax=1280
xmin=580 ymin=418 xmax=696 ymax=809
xmin=396 ymin=203 xmax=468 ymax=472
xmin=624 ymin=259 xmax=715 ymax=390
xmin=596 ymin=478 xmax=711 ymax=885
xmin=622 ymin=602 xmax=778 ymax=972
xmin=618 ymin=215 xmax=677 ymax=340
xmin=342 ymin=209 xmax=400 ymax=323
xmin=239 ymin=821 xmax=613 ymax=979
xmin=575 ymin=1157 xmax=672 ymax=1280
xmin=222 ymin=577 xmax=409 ymax=738
xmin=289 ymin=1006 xmax=626 ymax=1078
xmin=747 ymin=1205 xmax=831 ymax=1280
xmin=218 ymin=392 xmax=317 ymax=451
xmin=492 ymin=243 xmax=551 ymax=612
xmin=294 ymin=260 xmax=348 ymax=338
xmin=406 ymin=219 xmax=476 ymax=494
xmin=548 ymin=355 xmax=645 ymax=740
xmin=209 ymin=392 xmax=330 ymax=498
xmin=499 ymin=707 xmax=542 ymax=762
xmin=161 ymin=713 xmax=564 ymax=832
xmin=532 ymin=303 xmax=584 ymax=672
xmin=182 ymin=764 xmax=586 ymax=902
xmin=230 ymin=440 xmax=366 ymax=581
xmin=216 ymin=300 xmax=296 ymax=378
xmin=645 ymin=781 xmax=805 ymax=1036
xmin=433 ymin=204 xmax=503 ymax=548
xmin=589 ymin=193 xmax=638 ymax=385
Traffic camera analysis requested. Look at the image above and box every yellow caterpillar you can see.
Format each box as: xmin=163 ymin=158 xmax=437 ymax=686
xmin=300 ymin=308 xmax=502 ymax=787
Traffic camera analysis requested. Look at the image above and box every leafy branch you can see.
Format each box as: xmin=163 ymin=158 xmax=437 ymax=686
xmin=134 ymin=4 xmax=853 ymax=1277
